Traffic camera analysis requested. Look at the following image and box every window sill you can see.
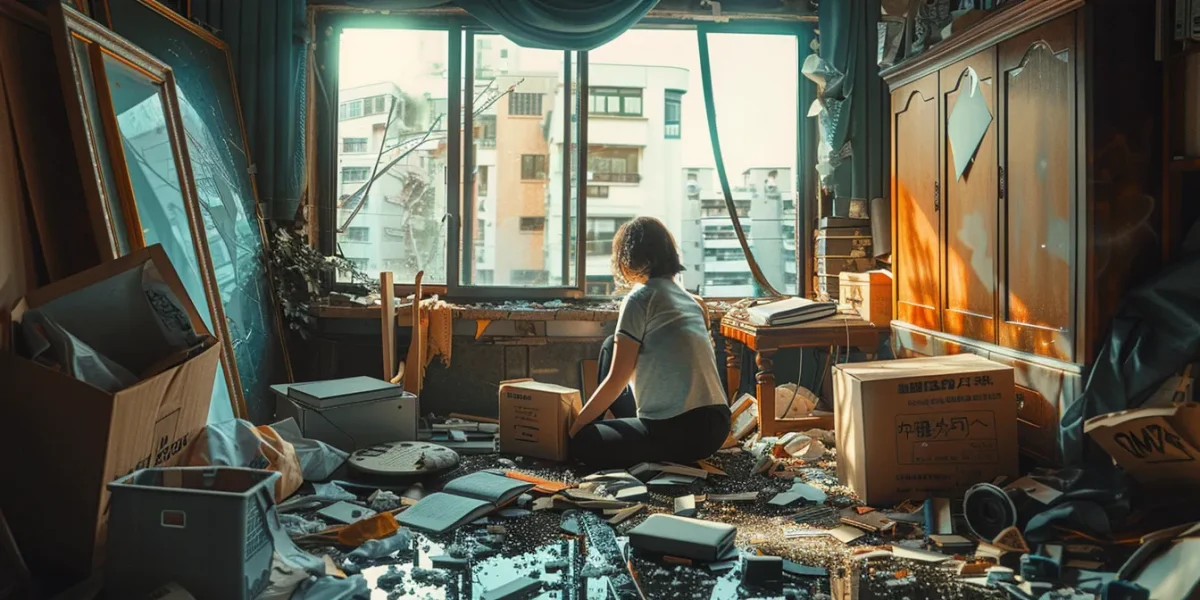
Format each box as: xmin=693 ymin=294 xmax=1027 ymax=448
xmin=590 ymin=114 xmax=647 ymax=121
xmin=314 ymin=298 xmax=731 ymax=324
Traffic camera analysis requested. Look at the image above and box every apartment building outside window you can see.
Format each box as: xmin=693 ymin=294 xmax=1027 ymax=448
xmin=343 ymin=137 xmax=368 ymax=153
xmin=587 ymin=146 xmax=639 ymax=184
xmin=343 ymin=226 xmax=370 ymax=242
xmin=665 ymin=90 xmax=683 ymax=138
xmin=519 ymin=217 xmax=546 ymax=232
xmin=342 ymin=166 xmax=370 ymax=183
xmin=521 ymin=155 xmax=548 ymax=180
xmin=586 ymin=218 xmax=626 ymax=256
xmin=509 ymin=92 xmax=543 ymax=116
xmin=589 ymin=87 xmax=642 ymax=116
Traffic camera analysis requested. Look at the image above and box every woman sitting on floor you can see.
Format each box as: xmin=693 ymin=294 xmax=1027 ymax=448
xmin=568 ymin=216 xmax=731 ymax=469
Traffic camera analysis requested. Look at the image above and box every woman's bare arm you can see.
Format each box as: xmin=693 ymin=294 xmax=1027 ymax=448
xmin=569 ymin=335 xmax=640 ymax=436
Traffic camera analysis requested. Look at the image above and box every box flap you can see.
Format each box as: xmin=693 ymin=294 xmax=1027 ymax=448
xmin=502 ymin=380 xmax=579 ymax=396
xmin=1085 ymin=402 xmax=1200 ymax=486
xmin=834 ymin=354 xmax=1005 ymax=382
xmin=14 ymin=244 xmax=209 ymax=337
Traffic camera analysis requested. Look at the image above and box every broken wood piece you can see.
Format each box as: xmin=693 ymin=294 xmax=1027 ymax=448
xmin=504 ymin=471 xmax=571 ymax=494
xmin=448 ymin=412 xmax=500 ymax=425
xmin=708 ymin=492 xmax=758 ymax=502
xmin=323 ymin=555 xmax=346 ymax=578
xmin=696 ymin=459 xmax=727 ymax=476
xmin=990 ymin=526 xmax=1030 ymax=553
xmin=607 ymin=503 xmax=645 ymax=525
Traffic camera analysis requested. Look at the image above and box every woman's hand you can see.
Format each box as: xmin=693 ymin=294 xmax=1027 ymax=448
xmin=569 ymin=335 xmax=639 ymax=438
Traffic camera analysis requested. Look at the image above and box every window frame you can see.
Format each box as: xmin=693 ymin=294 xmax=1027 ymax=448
xmin=315 ymin=11 xmax=814 ymax=301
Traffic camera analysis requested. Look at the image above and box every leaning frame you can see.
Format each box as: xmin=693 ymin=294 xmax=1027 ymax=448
xmin=101 ymin=0 xmax=297 ymax=417
xmin=46 ymin=1 xmax=246 ymax=418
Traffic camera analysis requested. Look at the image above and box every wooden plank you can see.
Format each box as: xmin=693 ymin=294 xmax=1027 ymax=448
xmin=380 ymin=271 xmax=395 ymax=382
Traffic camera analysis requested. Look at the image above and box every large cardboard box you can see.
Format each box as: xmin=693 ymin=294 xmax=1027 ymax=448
xmin=0 ymin=246 xmax=218 ymax=585
xmin=1084 ymin=402 xmax=1200 ymax=488
xmin=498 ymin=379 xmax=582 ymax=461
xmin=834 ymin=354 xmax=1018 ymax=506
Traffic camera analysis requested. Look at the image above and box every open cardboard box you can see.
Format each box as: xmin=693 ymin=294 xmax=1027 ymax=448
xmin=0 ymin=245 xmax=218 ymax=586
xmin=1085 ymin=402 xmax=1200 ymax=488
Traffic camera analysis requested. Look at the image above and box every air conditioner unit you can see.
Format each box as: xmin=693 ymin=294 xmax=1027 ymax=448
xmin=686 ymin=182 xmax=701 ymax=195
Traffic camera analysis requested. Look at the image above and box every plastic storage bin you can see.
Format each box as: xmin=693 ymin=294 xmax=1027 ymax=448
xmin=105 ymin=467 xmax=281 ymax=599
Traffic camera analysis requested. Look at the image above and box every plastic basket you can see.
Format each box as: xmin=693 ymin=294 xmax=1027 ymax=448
xmin=105 ymin=467 xmax=281 ymax=599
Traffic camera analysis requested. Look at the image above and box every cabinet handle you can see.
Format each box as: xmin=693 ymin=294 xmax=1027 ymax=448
xmin=998 ymin=165 xmax=1006 ymax=201
xmin=933 ymin=181 xmax=940 ymax=212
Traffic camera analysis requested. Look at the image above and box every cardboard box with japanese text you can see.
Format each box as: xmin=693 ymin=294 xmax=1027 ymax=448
xmin=834 ymin=354 xmax=1018 ymax=506
xmin=498 ymin=379 xmax=582 ymax=461
xmin=0 ymin=245 xmax=217 ymax=586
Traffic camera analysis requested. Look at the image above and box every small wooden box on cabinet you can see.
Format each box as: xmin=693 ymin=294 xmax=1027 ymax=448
xmin=839 ymin=270 xmax=892 ymax=325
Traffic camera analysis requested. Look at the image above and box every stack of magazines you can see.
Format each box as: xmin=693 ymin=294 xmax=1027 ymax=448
xmin=733 ymin=297 xmax=838 ymax=326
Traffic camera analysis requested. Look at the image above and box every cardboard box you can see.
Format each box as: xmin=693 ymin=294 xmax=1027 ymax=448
xmin=834 ymin=354 xmax=1018 ymax=506
xmin=0 ymin=246 xmax=217 ymax=584
xmin=498 ymin=379 xmax=582 ymax=461
xmin=1084 ymin=402 xmax=1200 ymax=488
xmin=839 ymin=270 xmax=892 ymax=323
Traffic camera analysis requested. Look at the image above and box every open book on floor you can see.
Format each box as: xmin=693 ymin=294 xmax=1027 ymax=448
xmin=396 ymin=471 xmax=533 ymax=534
xmin=742 ymin=297 xmax=837 ymax=326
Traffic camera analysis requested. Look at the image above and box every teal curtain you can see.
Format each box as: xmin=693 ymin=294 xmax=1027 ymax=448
xmin=454 ymin=0 xmax=658 ymax=50
xmin=818 ymin=0 xmax=884 ymax=202
xmin=192 ymin=0 xmax=308 ymax=221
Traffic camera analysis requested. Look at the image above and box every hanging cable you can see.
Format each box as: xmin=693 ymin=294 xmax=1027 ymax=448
xmin=697 ymin=26 xmax=784 ymax=298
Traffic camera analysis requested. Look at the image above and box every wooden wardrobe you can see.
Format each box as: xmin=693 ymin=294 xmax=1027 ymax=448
xmin=883 ymin=0 xmax=1164 ymax=465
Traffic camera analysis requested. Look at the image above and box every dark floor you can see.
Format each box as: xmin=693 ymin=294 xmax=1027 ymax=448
xmin=294 ymin=447 xmax=1014 ymax=600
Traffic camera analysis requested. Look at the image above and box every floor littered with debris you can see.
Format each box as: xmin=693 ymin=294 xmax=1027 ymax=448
xmin=279 ymin=434 xmax=1131 ymax=600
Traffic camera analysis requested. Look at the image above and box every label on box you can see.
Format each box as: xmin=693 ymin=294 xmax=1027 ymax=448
xmin=894 ymin=410 xmax=998 ymax=465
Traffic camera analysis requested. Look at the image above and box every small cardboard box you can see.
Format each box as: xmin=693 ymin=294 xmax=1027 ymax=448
xmin=0 ymin=245 xmax=218 ymax=584
xmin=838 ymin=270 xmax=892 ymax=324
xmin=1084 ymin=402 xmax=1200 ymax=488
xmin=834 ymin=354 xmax=1018 ymax=506
xmin=498 ymin=379 xmax=582 ymax=461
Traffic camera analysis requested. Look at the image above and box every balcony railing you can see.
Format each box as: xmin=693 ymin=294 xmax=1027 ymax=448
xmin=590 ymin=172 xmax=641 ymax=184
xmin=478 ymin=137 xmax=496 ymax=149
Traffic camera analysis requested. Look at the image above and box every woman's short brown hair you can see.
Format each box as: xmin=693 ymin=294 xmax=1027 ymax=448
xmin=611 ymin=216 xmax=684 ymax=287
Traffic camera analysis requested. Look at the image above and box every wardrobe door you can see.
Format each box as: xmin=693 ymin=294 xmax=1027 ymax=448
xmin=891 ymin=73 xmax=941 ymax=331
xmin=997 ymin=15 xmax=1077 ymax=362
xmin=940 ymin=49 xmax=998 ymax=344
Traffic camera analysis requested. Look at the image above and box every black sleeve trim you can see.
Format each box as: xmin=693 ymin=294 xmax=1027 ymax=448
xmin=616 ymin=330 xmax=643 ymax=345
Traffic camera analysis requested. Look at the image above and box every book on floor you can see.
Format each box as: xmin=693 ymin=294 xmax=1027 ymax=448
xmin=628 ymin=514 xmax=737 ymax=562
xmin=396 ymin=471 xmax=534 ymax=534
xmin=742 ymin=297 xmax=837 ymax=326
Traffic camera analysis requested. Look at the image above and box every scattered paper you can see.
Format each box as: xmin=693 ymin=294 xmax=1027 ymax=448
xmin=830 ymin=525 xmax=867 ymax=543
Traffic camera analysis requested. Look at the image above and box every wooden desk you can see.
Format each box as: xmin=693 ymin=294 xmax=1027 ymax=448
xmin=720 ymin=314 xmax=890 ymax=438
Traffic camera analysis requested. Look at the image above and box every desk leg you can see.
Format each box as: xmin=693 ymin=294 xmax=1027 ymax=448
xmin=756 ymin=350 xmax=776 ymax=438
xmin=725 ymin=339 xmax=739 ymax=403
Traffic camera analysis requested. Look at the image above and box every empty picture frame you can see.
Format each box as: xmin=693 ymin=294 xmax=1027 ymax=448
xmin=47 ymin=2 xmax=243 ymax=421
xmin=101 ymin=0 xmax=293 ymax=423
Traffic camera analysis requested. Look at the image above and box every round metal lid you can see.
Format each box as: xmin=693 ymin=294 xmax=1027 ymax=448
xmin=347 ymin=441 xmax=460 ymax=477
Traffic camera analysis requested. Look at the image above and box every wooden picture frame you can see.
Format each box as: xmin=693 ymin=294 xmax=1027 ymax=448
xmin=47 ymin=1 xmax=248 ymax=419
xmin=100 ymin=0 xmax=295 ymax=421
